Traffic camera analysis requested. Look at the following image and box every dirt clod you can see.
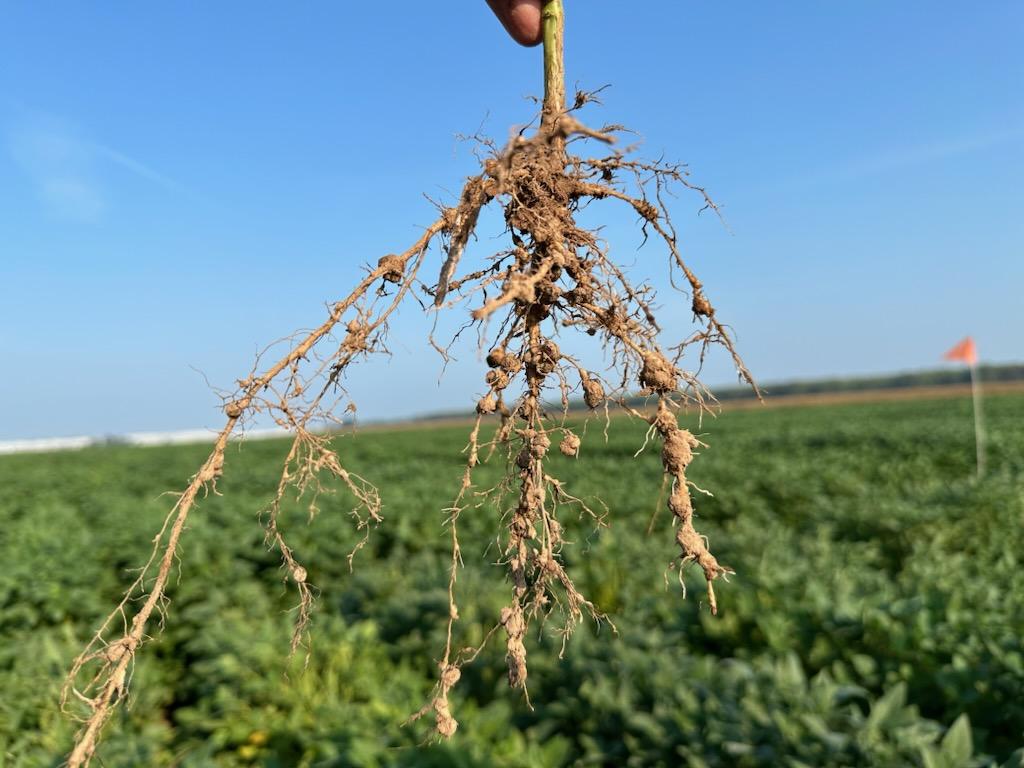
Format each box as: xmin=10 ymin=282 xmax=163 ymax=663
xmin=486 ymin=369 xmax=510 ymax=390
xmin=582 ymin=376 xmax=605 ymax=409
xmin=377 ymin=254 xmax=405 ymax=283
xmin=559 ymin=431 xmax=581 ymax=457
xmin=640 ymin=352 xmax=677 ymax=393
xmin=692 ymin=292 xmax=713 ymax=317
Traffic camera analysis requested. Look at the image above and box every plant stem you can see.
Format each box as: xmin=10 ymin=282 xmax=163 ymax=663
xmin=542 ymin=0 xmax=565 ymax=127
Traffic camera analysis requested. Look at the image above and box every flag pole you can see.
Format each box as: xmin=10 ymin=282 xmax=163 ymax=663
xmin=969 ymin=362 xmax=986 ymax=479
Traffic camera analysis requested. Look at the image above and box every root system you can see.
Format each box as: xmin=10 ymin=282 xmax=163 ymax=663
xmin=61 ymin=2 xmax=756 ymax=763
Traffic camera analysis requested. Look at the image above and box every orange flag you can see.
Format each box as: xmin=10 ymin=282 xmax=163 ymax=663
xmin=944 ymin=337 xmax=978 ymax=366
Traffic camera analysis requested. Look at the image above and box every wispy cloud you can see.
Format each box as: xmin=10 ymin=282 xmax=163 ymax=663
xmin=92 ymin=142 xmax=191 ymax=196
xmin=8 ymin=116 xmax=106 ymax=220
xmin=788 ymin=123 xmax=1024 ymax=188
xmin=836 ymin=125 xmax=1024 ymax=181
xmin=7 ymin=111 xmax=191 ymax=220
xmin=36 ymin=177 xmax=106 ymax=220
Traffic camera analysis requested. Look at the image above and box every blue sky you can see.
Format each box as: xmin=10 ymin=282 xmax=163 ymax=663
xmin=2 ymin=1 xmax=1021 ymax=439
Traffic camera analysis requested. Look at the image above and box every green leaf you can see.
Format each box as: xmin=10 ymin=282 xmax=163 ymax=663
xmin=1000 ymin=747 xmax=1024 ymax=768
xmin=866 ymin=682 xmax=907 ymax=731
xmin=939 ymin=714 xmax=972 ymax=767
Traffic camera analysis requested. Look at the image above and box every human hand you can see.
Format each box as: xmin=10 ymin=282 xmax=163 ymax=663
xmin=486 ymin=0 xmax=543 ymax=46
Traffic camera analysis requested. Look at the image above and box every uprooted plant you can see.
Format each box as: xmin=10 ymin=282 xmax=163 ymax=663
xmin=61 ymin=3 xmax=757 ymax=764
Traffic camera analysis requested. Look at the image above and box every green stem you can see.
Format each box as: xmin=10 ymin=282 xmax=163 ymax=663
xmin=542 ymin=0 xmax=565 ymax=127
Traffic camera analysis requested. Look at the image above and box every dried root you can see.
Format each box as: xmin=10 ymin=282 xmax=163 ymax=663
xmin=62 ymin=226 xmax=439 ymax=767
xmin=410 ymin=89 xmax=756 ymax=735
xmin=62 ymin=5 xmax=755 ymax=762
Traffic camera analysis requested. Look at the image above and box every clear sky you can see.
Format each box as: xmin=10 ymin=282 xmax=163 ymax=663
xmin=2 ymin=1 xmax=1021 ymax=440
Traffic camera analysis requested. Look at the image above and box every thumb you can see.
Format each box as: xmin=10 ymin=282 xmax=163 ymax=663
xmin=486 ymin=0 xmax=543 ymax=47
